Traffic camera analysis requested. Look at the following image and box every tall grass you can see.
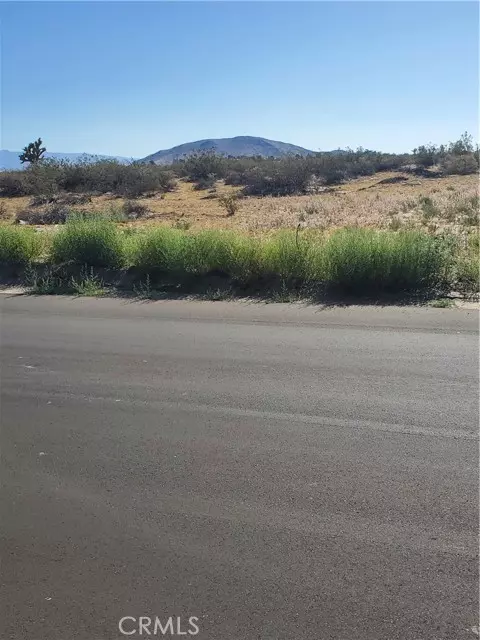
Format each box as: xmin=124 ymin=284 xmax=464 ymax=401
xmin=134 ymin=229 xmax=262 ymax=282
xmin=454 ymin=232 xmax=479 ymax=296
xmin=261 ymin=231 xmax=310 ymax=280
xmin=0 ymin=222 xmax=470 ymax=296
xmin=315 ymin=229 xmax=451 ymax=293
xmin=51 ymin=215 xmax=126 ymax=267
xmin=222 ymin=232 xmax=262 ymax=282
xmin=184 ymin=231 xmax=261 ymax=280
xmin=134 ymin=227 xmax=187 ymax=271
xmin=0 ymin=225 xmax=44 ymax=264
xmin=133 ymin=227 xmax=452 ymax=293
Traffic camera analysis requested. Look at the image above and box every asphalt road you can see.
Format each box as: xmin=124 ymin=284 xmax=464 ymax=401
xmin=0 ymin=296 xmax=478 ymax=640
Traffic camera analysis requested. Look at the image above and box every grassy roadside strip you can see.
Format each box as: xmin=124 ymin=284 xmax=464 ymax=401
xmin=0 ymin=218 xmax=478 ymax=298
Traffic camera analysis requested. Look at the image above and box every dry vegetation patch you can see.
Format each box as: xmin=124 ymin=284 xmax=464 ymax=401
xmin=0 ymin=173 xmax=477 ymax=236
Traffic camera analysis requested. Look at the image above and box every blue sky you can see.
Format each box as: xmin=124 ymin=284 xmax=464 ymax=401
xmin=1 ymin=2 xmax=478 ymax=156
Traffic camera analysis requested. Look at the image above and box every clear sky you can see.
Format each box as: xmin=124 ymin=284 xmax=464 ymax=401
xmin=1 ymin=1 xmax=478 ymax=157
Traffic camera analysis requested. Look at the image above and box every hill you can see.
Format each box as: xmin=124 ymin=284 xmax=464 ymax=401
xmin=142 ymin=136 xmax=314 ymax=164
xmin=0 ymin=151 xmax=132 ymax=171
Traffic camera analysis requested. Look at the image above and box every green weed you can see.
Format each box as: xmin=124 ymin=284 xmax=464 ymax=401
xmin=133 ymin=273 xmax=154 ymax=299
xmin=0 ymin=225 xmax=44 ymax=264
xmin=70 ymin=266 xmax=105 ymax=296
xmin=430 ymin=298 xmax=454 ymax=308
xmin=51 ymin=216 xmax=126 ymax=267
xmin=23 ymin=265 xmax=67 ymax=294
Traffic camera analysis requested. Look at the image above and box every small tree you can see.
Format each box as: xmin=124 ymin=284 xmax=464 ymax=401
xmin=19 ymin=138 xmax=46 ymax=165
xmin=412 ymin=144 xmax=438 ymax=168
xmin=448 ymin=132 xmax=474 ymax=156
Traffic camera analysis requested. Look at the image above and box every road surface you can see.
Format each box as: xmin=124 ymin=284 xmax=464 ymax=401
xmin=0 ymin=296 xmax=478 ymax=640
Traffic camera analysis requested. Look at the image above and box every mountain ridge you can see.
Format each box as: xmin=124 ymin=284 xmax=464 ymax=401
xmin=1 ymin=136 xmax=316 ymax=170
xmin=142 ymin=136 xmax=315 ymax=164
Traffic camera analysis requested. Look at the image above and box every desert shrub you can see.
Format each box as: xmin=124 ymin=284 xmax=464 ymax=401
xmin=117 ymin=167 xmax=157 ymax=197
xmin=418 ymin=196 xmax=440 ymax=220
xmin=29 ymin=194 xmax=59 ymax=207
xmin=447 ymin=132 xmax=475 ymax=155
xmin=60 ymin=158 xmax=131 ymax=193
xmin=51 ymin=216 xmax=126 ymax=267
xmin=15 ymin=204 xmax=71 ymax=225
xmin=376 ymin=153 xmax=408 ymax=171
xmin=240 ymin=167 xmax=270 ymax=195
xmin=440 ymin=154 xmax=478 ymax=176
xmin=218 ymin=193 xmax=241 ymax=216
xmin=58 ymin=193 xmax=92 ymax=206
xmin=241 ymin=161 xmax=313 ymax=197
xmin=0 ymin=172 xmax=29 ymax=196
xmin=82 ymin=161 xmax=176 ymax=197
xmin=175 ymin=150 xmax=227 ymax=181
xmin=303 ymin=202 xmax=323 ymax=217
xmin=0 ymin=225 xmax=44 ymax=264
xmin=236 ymin=150 xmax=400 ymax=197
xmin=412 ymin=144 xmax=439 ymax=168
xmin=388 ymin=216 xmax=403 ymax=231
xmin=156 ymin=169 xmax=177 ymax=193
xmin=24 ymin=160 xmax=61 ymax=197
xmin=305 ymin=175 xmax=327 ymax=194
xmin=0 ymin=133 xmax=475 ymax=201
xmin=60 ymin=158 xmax=108 ymax=192
xmin=444 ymin=194 xmax=479 ymax=225
xmin=0 ymin=158 xmax=177 ymax=198
xmin=409 ymin=133 xmax=478 ymax=176
xmin=116 ymin=165 xmax=176 ymax=197
xmin=224 ymin=170 xmax=243 ymax=186
xmin=193 ymin=174 xmax=217 ymax=190
xmin=122 ymin=200 xmax=150 ymax=219
xmin=174 ymin=219 xmax=192 ymax=231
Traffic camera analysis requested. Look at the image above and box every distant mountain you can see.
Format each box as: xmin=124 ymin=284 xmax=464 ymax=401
xmin=0 ymin=151 xmax=133 ymax=171
xmin=142 ymin=136 xmax=315 ymax=165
